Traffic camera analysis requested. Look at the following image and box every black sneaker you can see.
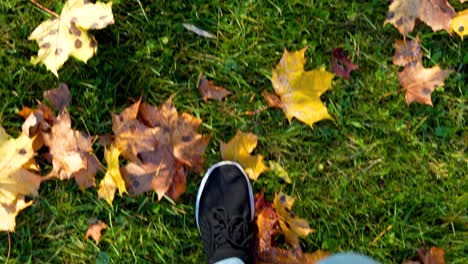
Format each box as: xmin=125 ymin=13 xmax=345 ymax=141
xmin=195 ymin=161 xmax=255 ymax=264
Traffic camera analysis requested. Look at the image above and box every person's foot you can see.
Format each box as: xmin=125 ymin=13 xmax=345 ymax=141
xmin=195 ymin=161 xmax=255 ymax=264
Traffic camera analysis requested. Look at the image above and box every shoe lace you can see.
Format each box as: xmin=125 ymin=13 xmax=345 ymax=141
xmin=200 ymin=207 xmax=253 ymax=258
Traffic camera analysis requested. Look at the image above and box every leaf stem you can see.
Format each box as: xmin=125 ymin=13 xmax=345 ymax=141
xmin=30 ymin=0 xmax=60 ymax=18
xmin=6 ymin=231 xmax=11 ymax=263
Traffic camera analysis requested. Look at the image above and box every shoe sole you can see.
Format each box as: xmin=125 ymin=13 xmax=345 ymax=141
xmin=195 ymin=161 xmax=255 ymax=230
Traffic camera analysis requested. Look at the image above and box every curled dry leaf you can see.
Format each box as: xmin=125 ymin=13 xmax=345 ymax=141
xmin=85 ymin=220 xmax=108 ymax=244
xmin=198 ymin=73 xmax=232 ymax=102
xmin=331 ymin=48 xmax=358 ymax=80
xmin=220 ymin=130 xmax=268 ymax=180
xmin=113 ymin=97 xmax=209 ymax=201
xmin=262 ymin=90 xmax=283 ymax=109
xmin=271 ymin=47 xmax=334 ymax=127
xmin=384 ymin=0 xmax=456 ymax=37
xmin=398 ymin=62 xmax=453 ymax=106
xmin=255 ymin=192 xmax=327 ymax=264
xmin=392 ymin=36 xmax=423 ymax=67
xmin=28 ymin=0 xmax=114 ymax=76
xmin=0 ymin=126 xmax=41 ymax=231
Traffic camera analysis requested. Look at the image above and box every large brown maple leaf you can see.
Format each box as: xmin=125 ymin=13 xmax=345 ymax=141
xmin=384 ymin=0 xmax=456 ymax=37
xmin=113 ymin=97 xmax=210 ymax=201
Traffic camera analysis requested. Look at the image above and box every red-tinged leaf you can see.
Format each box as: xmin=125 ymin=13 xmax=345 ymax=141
xmin=43 ymin=83 xmax=71 ymax=112
xmin=331 ymin=48 xmax=358 ymax=80
xmin=417 ymin=247 xmax=445 ymax=264
xmin=198 ymin=73 xmax=232 ymax=102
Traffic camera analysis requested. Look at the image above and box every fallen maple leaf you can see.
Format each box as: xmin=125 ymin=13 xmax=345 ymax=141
xmin=384 ymin=0 xmax=456 ymax=37
xmin=44 ymin=111 xmax=100 ymax=189
xmin=98 ymin=145 xmax=127 ymax=206
xmin=398 ymin=62 xmax=453 ymax=106
xmin=450 ymin=9 xmax=468 ymax=39
xmin=85 ymin=220 xmax=108 ymax=244
xmin=28 ymin=0 xmax=114 ymax=76
xmin=0 ymin=196 xmax=34 ymax=232
xmin=0 ymin=126 xmax=41 ymax=231
xmin=198 ymin=73 xmax=232 ymax=102
xmin=392 ymin=36 xmax=423 ymax=67
xmin=113 ymin=97 xmax=209 ymax=201
xmin=220 ymin=130 xmax=268 ymax=180
xmin=331 ymin=48 xmax=358 ymax=80
xmin=255 ymin=192 xmax=328 ymax=263
xmin=271 ymin=47 xmax=334 ymax=127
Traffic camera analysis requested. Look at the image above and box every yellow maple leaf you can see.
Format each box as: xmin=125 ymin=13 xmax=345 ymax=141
xmin=98 ymin=145 xmax=127 ymax=206
xmin=271 ymin=47 xmax=334 ymax=127
xmin=0 ymin=126 xmax=41 ymax=232
xmin=450 ymin=9 xmax=468 ymax=40
xmin=220 ymin=130 xmax=268 ymax=180
xmin=0 ymin=196 xmax=34 ymax=232
xmin=28 ymin=0 xmax=114 ymax=76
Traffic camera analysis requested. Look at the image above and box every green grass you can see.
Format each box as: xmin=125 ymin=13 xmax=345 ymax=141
xmin=1 ymin=0 xmax=467 ymax=263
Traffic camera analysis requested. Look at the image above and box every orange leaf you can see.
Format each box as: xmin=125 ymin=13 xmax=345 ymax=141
xmin=417 ymin=247 xmax=445 ymax=264
xmin=254 ymin=192 xmax=327 ymax=264
xmin=85 ymin=220 xmax=108 ymax=244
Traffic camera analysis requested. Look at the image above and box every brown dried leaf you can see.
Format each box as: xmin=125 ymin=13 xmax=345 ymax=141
xmin=85 ymin=220 xmax=108 ymax=244
xmin=44 ymin=112 xmax=100 ymax=189
xmin=114 ymin=97 xmax=209 ymax=201
xmin=198 ymin=73 xmax=232 ymax=102
xmin=393 ymin=36 xmax=423 ymax=67
xmin=44 ymin=83 xmax=71 ymax=112
xmin=262 ymin=90 xmax=283 ymax=109
xmin=384 ymin=0 xmax=456 ymax=37
xmin=398 ymin=62 xmax=453 ymax=106
xmin=331 ymin=48 xmax=358 ymax=80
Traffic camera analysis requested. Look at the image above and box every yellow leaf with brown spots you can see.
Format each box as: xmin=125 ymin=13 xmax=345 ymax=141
xmin=220 ymin=130 xmax=267 ymax=180
xmin=98 ymin=145 xmax=127 ymax=206
xmin=450 ymin=9 xmax=468 ymax=40
xmin=271 ymin=47 xmax=334 ymax=127
xmin=0 ymin=126 xmax=41 ymax=232
xmin=28 ymin=0 xmax=114 ymax=77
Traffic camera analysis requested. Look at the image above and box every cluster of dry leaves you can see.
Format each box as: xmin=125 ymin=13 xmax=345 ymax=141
xmin=2 ymin=0 xmax=462 ymax=261
xmin=384 ymin=0 xmax=467 ymax=106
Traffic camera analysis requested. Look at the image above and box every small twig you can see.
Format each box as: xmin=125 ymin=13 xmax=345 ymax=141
xmin=245 ymin=106 xmax=269 ymax=116
xmin=6 ymin=231 xmax=11 ymax=263
xmin=30 ymin=0 xmax=60 ymax=18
